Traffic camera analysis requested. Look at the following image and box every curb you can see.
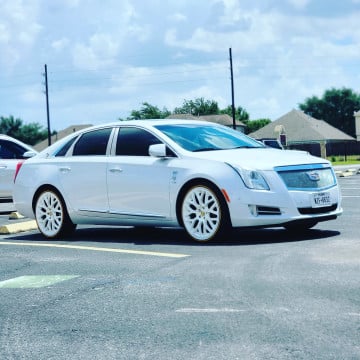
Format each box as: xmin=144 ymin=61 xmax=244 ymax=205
xmin=0 ymin=220 xmax=38 ymax=234
xmin=0 ymin=212 xmax=38 ymax=234
xmin=335 ymin=168 xmax=360 ymax=177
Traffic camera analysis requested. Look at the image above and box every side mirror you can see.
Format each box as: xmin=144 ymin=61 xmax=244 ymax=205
xmin=149 ymin=143 xmax=167 ymax=158
xmin=23 ymin=150 xmax=37 ymax=158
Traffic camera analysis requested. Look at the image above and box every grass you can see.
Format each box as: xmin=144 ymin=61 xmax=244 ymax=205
xmin=327 ymin=155 xmax=360 ymax=166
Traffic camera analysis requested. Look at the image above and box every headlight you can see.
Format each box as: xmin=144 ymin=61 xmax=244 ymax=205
xmin=236 ymin=168 xmax=270 ymax=190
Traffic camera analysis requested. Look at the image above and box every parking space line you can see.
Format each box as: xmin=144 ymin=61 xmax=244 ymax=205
xmin=0 ymin=241 xmax=190 ymax=258
xmin=176 ymin=308 xmax=246 ymax=313
xmin=0 ymin=275 xmax=79 ymax=288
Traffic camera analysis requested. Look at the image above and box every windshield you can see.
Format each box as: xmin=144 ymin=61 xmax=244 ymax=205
xmin=155 ymin=124 xmax=264 ymax=152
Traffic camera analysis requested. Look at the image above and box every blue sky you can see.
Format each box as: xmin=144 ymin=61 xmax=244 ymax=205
xmin=1 ymin=0 xmax=360 ymax=131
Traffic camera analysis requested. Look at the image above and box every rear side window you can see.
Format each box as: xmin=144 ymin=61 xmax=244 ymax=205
xmin=55 ymin=137 xmax=77 ymax=157
xmin=73 ymin=128 xmax=112 ymax=156
xmin=0 ymin=140 xmax=27 ymax=159
xmin=116 ymin=127 xmax=161 ymax=156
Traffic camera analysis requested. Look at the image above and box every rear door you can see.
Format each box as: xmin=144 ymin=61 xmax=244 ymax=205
xmin=57 ymin=128 xmax=113 ymax=213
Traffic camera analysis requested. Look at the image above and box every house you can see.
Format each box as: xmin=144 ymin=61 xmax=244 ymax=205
xmin=167 ymin=114 xmax=246 ymax=132
xmin=249 ymin=109 xmax=356 ymax=158
xmin=34 ymin=124 xmax=92 ymax=151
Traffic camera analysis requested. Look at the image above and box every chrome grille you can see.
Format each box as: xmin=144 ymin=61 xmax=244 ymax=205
xmin=275 ymin=165 xmax=336 ymax=190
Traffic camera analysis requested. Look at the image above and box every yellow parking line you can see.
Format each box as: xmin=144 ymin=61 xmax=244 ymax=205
xmin=0 ymin=241 xmax=190 ymax=258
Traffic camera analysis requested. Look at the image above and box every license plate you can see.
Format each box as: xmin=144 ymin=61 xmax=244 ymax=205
xmin=311 ymin=192 xmax=331 ymax=208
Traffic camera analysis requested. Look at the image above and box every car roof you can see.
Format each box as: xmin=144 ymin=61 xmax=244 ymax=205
xmin=88 ymin=119 xmax=220 ymax=129
xmin=0 ymin=134 xmax=36 ymax=150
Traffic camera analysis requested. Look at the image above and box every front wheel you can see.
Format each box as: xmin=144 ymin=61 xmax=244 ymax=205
xmin=35 ymin=189 xmax=76 ymax=238
xmin=181 ymin=185 xmax=230 ymax=242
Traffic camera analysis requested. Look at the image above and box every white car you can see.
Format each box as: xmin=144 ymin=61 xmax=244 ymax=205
xmin=13 ymin=120 xmax=342 ymax=242
xmin=0 ymin=134 xmax=37 ymax=205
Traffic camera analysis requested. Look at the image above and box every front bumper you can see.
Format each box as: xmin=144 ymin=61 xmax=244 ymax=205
xmin=227 ymin=183 xmax=342 ymax=228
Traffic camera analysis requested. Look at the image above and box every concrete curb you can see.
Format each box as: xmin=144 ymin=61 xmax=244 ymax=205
xmin=0 ymin=220 xmax=38 ymax=234
xmin=0 ymin=212 xmax=38 ymax=234
xmin=335 ymin=168 xmax=360 ymax=177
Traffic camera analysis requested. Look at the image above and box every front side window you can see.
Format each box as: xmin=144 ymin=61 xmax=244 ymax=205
xmin=116 ymin=127 xmax=161 ymax=156
xmin=73 ymin=128 xmax=112 ymax=156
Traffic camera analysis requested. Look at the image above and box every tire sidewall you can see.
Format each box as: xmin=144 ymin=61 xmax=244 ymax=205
xmin=181 ymin=183 xmax=229 ymax=242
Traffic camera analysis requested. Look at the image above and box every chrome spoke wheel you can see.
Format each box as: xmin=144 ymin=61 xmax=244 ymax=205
xmin=35 ymin=190 xmax=65 ymax=238
xmin=182 ymin=185 xmax=222 ymax=242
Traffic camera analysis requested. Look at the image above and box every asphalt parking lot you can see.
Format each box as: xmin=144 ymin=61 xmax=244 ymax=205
xmin=0 ymin=167 xmax=359 ymax=359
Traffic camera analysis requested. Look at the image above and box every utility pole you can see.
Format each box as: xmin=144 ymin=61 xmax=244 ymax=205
xmin=229 ymin=48 xmax=236 ymax=130
xmin=44 ymin=64 xmax=51 ymax=146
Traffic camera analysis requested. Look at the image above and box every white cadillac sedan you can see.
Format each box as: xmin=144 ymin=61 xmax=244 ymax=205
xmin=0 ymin=134 xmax=37 ymax=206
xmin=13 ymin=120 xmax=342 ymax=242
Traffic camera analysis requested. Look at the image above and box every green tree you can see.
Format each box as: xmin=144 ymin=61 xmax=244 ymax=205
xmin=0 ymin=115 xmax=48 ymax=145
xmin=299 ymin=87 xmax=360 ymax=137
xmin=220 ymin=105 xmax=250 ymax=121
xmin=174 ymin=98 xmax=219 ymax=116
xmin=123 ymin=102 xmax=170 ymax=120
xmin=243 ymin=118 xmax=271 ymax=134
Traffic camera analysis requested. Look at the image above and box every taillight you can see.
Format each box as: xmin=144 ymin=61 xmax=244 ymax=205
xmin=14 ymin=160 xmax=25 ymax=182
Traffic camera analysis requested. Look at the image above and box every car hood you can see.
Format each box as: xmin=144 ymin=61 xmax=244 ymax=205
xmin=189 ymin=148 xmax=330 ymax=170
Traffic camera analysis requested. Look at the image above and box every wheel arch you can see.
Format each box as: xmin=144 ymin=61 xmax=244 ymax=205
xmin=32 ymin=184 xmax=66 ymax=213
xmin=175 ymin=178 xmax=231 ymax=228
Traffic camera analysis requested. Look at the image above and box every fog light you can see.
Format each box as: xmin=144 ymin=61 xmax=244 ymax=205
xmin=248 ymin=205 xmax=258 ymax=217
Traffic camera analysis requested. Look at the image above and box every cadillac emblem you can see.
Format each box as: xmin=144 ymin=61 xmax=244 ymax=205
xmin=306 ymin=171 xmax=320 ymax=181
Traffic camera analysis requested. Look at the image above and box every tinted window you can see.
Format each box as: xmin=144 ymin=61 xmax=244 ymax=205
xmin=116 ymin=127 xmax=161 ymax=156
xmin=0 ymin=140 xmax=27 ymax=159
xmin=73 ymin=128 xmax=112 ymax=156
xmin=55 ymin=136 xmax=77 ymax=157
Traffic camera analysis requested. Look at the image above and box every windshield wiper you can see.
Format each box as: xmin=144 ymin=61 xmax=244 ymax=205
xmin=192 ymin=147 xmax=220 ymax=152
xmin=231 ymin=146 xmax=257 ymax=149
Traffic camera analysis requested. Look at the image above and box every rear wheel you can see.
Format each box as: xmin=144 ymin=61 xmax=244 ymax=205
xmin=35 ymin=189 xmax=76 ymax=238
xmin=181 ymin=184 xmax=230 ymax=242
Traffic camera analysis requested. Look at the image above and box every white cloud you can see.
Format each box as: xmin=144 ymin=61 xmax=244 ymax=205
xmin=69 ymin=1 xmax=150 ymax=70
xmin=218 ymin=0 xmax=245 ymax=26
xmin=0 ymin=0 xmax=42 ymax=70
xmin=20 ymin=84 xmax=44 ymax=103
xmin=0 ymin=23 xmax=10 ymax=42
xmin=168 ymin=13 xmax=187 ymax=22
xmin=73 ymin=33 xmax=121 ymax=70
xmin=109 ymin=66 xmax=154 ymax=94
xmin=165 ymin=8 xmax=278 ymax=53
xmin=51 ymin=37 xmax=70 ymax=52
xmin=288 ymin=0 xmax=311 ymax=9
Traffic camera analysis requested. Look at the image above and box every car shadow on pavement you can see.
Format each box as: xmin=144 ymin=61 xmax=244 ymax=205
xmin=5 ymin=225 xmax=341 ymax=247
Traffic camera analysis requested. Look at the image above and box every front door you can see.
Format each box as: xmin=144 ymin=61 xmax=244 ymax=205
xmin=107 ymin=127 xmax=174 ymax=220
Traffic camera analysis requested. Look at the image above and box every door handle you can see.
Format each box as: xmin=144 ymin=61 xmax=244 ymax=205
xmin=59 ymin=167 xmax=71 ymax=173
xmin=109 ymin=168 xmax=123 ymax=173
